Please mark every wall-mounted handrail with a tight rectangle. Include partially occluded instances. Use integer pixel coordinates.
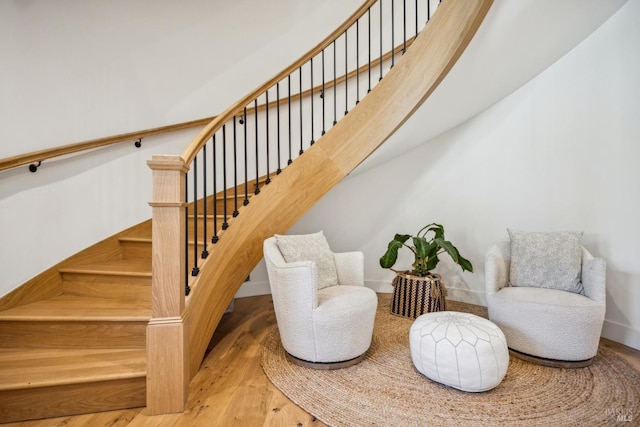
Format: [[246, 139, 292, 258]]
[[0, 117, 214, 173]]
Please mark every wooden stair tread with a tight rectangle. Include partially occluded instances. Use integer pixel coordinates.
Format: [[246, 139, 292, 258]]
[[119, 236, 152, 243], [0, 348, 145, 391], [216, 192, 256, 199], [0, 295, 151, 321], [60, 259, 151, 276], [122, 228, 152, 239]]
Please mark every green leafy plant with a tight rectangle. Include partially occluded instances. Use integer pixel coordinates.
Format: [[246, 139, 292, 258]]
[[379, 223, 473, 277]]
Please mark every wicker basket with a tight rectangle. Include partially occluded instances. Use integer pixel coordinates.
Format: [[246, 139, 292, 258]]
[[390, 271, 447, 319]]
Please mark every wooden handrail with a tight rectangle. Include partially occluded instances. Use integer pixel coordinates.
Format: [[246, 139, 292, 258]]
[[0, 117, 215, 173], [181, 0, 379, 166]]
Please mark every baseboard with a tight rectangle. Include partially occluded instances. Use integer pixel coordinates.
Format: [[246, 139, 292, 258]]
[[602, 319, 640, 351], [365, 280, 394, 294], [445, 287, 487, 307]]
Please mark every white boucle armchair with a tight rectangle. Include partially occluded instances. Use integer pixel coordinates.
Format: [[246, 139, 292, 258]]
[[263, 236, 377, 369], [485, 241, 606, 367]]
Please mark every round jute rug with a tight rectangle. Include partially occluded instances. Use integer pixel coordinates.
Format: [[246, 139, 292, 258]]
[[262, 295, 640, 427]]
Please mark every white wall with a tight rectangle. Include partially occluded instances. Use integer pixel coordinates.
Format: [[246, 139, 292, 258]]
[[0, 0, 361, 296], [249, 0, 640, 349]]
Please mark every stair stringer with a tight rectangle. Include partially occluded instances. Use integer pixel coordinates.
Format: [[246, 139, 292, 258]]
[[184, 0, 494, 376]]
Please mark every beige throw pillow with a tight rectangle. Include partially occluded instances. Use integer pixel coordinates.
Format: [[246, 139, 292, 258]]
[[508, 229, 584, 294], [275, 231, 339, 290]]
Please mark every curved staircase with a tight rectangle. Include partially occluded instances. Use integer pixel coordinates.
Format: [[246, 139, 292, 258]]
[[0, 0, 493, 422], [0, 190, 248, 422]]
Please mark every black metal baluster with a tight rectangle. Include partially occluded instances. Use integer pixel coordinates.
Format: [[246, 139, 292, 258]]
[[288, 75, 293, 165], [333, 40, 337, 125], [356, 19, 360, 104], [212, 134, 218, 243], [427, 0, 430, 24], [243, 107, 249, 205], [201, 144, 209, 259], [391, 0, 395, 68], [184, 177, 190, 295], [344, 30, 349, 115], [265, 90, 271, 184], [321, 49, 326, 135], [254, 99, 260, 194], [233, 116, 239, 217], [380, 0, 383, 81], [310, 58, 314, 145], [299, 66, 303, 155], [222, 125, 229, 229], [415, 0, 419, 36], [276, 83, 282, 173], [403, 0, 407, 54], [368, 7, 372, 93], [191, 156, 200, 276]]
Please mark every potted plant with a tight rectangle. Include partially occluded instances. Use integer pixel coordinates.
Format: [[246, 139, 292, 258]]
[[380, 222, 473, 276], [379, 223, 473, 317]]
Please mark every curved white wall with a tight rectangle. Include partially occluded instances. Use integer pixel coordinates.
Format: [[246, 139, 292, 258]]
[[272, 0, 640, 349]]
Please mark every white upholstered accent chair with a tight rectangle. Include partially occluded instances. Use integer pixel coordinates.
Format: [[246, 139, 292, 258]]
[[485, 240, 606, 367], [263, 234, 378, 369]]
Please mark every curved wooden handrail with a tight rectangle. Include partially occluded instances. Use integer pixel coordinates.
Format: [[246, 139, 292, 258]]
[[0, 117, 215, 173], [184, 0, 493, 376], [181, 0, 378, 166]]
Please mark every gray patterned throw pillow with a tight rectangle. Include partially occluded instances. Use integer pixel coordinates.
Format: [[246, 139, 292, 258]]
[[275, 231, 339, 290], [508, 229, 584, 294]]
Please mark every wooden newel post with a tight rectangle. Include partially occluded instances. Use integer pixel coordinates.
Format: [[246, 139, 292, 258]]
[[146, 155, 190, 414]]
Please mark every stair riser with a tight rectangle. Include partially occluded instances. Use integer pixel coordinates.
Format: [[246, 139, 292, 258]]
[[0, 321, 147, 349], [187, 191, 257, 215], [119, 239, 215, 265], [212, 198, 253, 215], [61, 273, 151, 301], [190, 200, 242, 215], [187, 217, 218, 236], [0, 376, 145, 423], [120, 240, 152, 260]]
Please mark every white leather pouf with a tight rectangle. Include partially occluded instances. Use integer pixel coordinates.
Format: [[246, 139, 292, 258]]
[[410, 311, 509, 392]]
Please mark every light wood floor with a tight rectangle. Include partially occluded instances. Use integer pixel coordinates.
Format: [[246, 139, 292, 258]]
[[4, 294, 639, 427]]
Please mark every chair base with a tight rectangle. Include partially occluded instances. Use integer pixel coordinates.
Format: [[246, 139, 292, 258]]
[[509, 348, 594, 368], [285, 351, 367, 370]]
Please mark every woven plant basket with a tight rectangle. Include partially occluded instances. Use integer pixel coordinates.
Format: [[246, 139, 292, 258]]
[[390, 271, 447, 319]]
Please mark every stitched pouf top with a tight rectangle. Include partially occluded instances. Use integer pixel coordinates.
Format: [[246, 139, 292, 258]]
[[409, 311, 509, 392]]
